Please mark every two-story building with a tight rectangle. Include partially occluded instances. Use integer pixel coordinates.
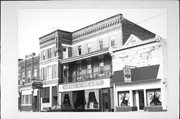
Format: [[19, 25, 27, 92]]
[[18, 53, 40, 111], [57, 14, 156, 112], [111, 35, 167, 112]]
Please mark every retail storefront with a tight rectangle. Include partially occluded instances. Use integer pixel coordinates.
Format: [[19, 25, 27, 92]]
[[111, 37, 167, 112], [58, 78, 113, 111]]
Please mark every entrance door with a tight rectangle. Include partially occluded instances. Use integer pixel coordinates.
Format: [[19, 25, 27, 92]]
[[33, 96, 38, 111], [133, 90, 144, 111], [102, 89, 110, 112], [74, 91, 85, 111]]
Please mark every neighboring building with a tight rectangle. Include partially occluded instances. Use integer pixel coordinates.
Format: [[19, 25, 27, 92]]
[[57, 14, 157, 112], [111, 35, 167, 112], [39, 30, 71, 111], [18, 53, 40, 111]]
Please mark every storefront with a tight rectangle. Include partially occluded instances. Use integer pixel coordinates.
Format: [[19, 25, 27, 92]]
[[111, 37, 167, 112], [58, 78, 113, 112]]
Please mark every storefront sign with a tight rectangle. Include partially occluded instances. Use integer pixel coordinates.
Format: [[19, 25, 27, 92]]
[[59, 79, 110, 92], [32, 81, 43, 89], [123, 66, 132, 83]]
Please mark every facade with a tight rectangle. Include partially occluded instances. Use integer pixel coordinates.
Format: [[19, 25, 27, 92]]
[[39, 30, 71, 111], [57, 14, 157, 112], [18, 13, 167, 112], [111, 35, 167, 112], [18, 53, 40, 111]]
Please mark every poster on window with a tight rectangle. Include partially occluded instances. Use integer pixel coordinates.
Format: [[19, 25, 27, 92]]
[[147, 89, 161, 106], [118, 91, 130, 106]]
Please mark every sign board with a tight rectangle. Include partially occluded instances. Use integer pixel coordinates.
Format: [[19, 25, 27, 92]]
[[59, 79, 111, 92], [32, 81, 43, 89], [123, 66, 132, 83]]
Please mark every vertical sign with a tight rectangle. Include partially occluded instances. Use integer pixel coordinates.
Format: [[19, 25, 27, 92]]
[[123, 66, 132, 83]]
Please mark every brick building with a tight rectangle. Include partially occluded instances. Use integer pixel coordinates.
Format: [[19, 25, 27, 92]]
[[18, 53, 40, 111]]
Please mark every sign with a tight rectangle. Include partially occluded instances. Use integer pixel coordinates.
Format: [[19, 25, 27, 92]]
[[32, 81, 43, 89], [123, 66, 132, 83], [59, 79, 111, 92]]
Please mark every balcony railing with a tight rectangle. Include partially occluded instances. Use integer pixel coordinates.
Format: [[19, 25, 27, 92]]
[[63, 70, 112, 83]]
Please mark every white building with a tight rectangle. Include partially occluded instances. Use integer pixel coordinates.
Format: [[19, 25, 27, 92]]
[[110, 35, 167, 112]]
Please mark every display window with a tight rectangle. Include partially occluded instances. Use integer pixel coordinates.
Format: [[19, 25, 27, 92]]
[[118, 91, 130, 106], [146, 89, 161, 106], [85, 89, 99, 109]]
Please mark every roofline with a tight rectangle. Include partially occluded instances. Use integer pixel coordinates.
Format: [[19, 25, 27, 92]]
[[72, 13, 123, 34], [39, 29, 72, 40]]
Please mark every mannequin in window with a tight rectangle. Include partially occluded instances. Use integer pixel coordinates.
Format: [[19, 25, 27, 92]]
[[87, 92, 98, 108], [121, 93, 128, 106], [62, 94, 71, 109], [150, 91, 161, 106]]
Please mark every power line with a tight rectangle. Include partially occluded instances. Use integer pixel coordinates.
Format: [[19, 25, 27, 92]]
[[136, 12, 167, 24]]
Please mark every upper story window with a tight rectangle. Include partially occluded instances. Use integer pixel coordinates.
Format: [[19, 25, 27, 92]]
[[27, 71, 31, 83], [78, 46, 82, 55], [41, 68, 45, 80], [99, 59, 104, 74], [34, 69, 37, 79], [47, 48, 51, 59], [47, 66, 52, 80], [42, 51, 46, 60], [99, 40, 103, 50], [87, 44, 91, 53], [52, 64, 57, 79], [111, 39, 115, 47]]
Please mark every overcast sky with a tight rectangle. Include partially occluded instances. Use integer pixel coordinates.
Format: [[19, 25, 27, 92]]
[[18, 9, 167, 59]]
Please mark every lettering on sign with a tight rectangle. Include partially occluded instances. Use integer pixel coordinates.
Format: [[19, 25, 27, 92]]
[[62, 80, 104, 89]]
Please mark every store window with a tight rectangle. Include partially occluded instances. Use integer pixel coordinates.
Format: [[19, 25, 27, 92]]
[[146, 89, 161, 106], [62, 94, 72, 109], [21, 95, 31, 105], [41, 87, 50, 103], [42, 97, 50, 103], [85, 90, 99, 109], [118, 91, 130, 106]]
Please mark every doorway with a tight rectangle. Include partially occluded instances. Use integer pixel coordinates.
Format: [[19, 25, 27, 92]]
[[133, 90, 144, 111], [102, 89, 110, 112], [74, 91, 85, 110]]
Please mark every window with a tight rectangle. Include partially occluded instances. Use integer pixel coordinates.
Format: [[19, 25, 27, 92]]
[[47, 66, 52, 80], [78, 46, 81, 55], [118, 91, 130, 106], [146, 89, 161, 106], [99, 40, 103, 50], [85, 90, 99, 109], [34, 69, 37, 79], [42, 97, 50, 103], [52, 64, 57, 79], [87, 44, 91, 53], [63, 47, 66, 52], [111, 39, 115, 47], [47, 48, 51, 58], [21, 95, 32, 105], [27, 71, 31, 83], [99, 59, 104, 74]]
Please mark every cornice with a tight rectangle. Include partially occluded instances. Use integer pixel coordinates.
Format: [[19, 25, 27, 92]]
[[72, 14, 123, 43]]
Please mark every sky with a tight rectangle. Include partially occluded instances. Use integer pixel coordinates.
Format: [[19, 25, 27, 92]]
[[18, 9, 167, 59]]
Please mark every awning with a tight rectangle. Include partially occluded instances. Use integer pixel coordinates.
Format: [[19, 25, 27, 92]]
[[111, 64, 160, 84]]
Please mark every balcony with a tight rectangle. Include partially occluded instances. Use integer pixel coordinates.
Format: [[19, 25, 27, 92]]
[[63, 70, 112, 83]]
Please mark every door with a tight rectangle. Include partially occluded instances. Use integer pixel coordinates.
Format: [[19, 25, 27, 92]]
[[102, 89, 110, 112], [138, 90, 144, 110]]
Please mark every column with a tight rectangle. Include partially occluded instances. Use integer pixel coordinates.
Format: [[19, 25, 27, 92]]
[[161, 83, 167, 110], [129, 90, 133, 107], [143, 89, 147, 107], [50, 86, 52, 107], [58, 93, 62, 107], [135, 91, 139, 111], [113, 84, 117, 112]]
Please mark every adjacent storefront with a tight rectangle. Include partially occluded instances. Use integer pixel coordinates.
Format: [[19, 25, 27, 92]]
[[111, 37, 167, 112]]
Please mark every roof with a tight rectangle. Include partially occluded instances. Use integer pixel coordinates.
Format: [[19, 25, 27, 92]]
[[111, 64, 160, 84], [122, 19, 156, 45]]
